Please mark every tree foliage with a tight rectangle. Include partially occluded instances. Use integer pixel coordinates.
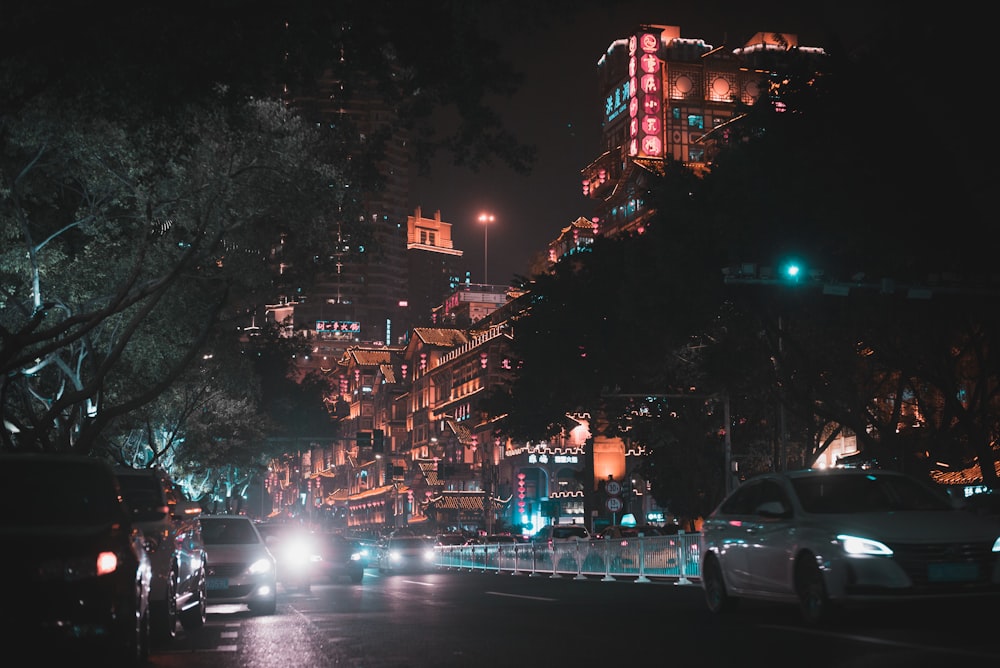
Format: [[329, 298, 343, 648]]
[[1, 1, 541, 472]]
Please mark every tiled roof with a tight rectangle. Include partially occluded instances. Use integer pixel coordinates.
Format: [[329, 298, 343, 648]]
[[930, 458, 1000, 486], [418, 460, 441, 486], [342, 346, 398, 367], [448, 421, 475, 445], [377, 362, 397, 383], [425, 491, 510, 511], [413, 327, 468, 347]]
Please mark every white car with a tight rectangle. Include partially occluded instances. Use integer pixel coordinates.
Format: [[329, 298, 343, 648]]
[[700, 468, 1000, 624], [199, 515, 277, 615], [377, 534, 436, 573]]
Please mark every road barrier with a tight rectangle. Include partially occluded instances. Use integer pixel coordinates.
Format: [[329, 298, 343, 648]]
[[434, 533, 702, 584]]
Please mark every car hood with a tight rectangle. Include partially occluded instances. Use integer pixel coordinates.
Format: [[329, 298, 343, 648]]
[[807, 509, 1000, 543], [205, 542, 273, 562]]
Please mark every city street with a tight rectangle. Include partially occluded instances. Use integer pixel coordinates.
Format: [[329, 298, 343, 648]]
[[148, 568, 1000, 667]]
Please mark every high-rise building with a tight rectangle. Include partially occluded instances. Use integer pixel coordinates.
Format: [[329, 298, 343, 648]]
[[284, 71, 412, 347], [582, 25, 826, 237]]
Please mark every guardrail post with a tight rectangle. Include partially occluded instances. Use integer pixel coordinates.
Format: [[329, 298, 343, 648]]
[[675, 534, 692, 585], [635, 537, 650, 583]]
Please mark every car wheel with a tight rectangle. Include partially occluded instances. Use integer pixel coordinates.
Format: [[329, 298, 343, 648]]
[[702, 555, 736, 614], [249, 596, 277, 616], [795, 554, 834, 625], [152, 569, 179, 641], [350, 570, 364, 584], [180, 568, 207, 632]]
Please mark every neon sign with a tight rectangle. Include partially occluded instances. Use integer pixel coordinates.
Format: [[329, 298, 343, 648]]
[[628, 32, 663, 158]]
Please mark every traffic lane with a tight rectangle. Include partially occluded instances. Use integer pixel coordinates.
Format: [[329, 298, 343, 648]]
[[149, 572, 1000, 667], [298, 571, 1000, 666]]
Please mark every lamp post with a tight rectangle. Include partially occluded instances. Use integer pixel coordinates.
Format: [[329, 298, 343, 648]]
[[478, 212, 494, 284]]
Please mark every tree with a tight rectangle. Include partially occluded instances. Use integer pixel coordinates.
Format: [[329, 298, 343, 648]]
[[2, 1, 543, 459]]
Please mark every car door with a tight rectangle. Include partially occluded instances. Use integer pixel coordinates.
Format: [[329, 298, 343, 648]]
[[705, 481, 763, 592], [743, 479, 797, 595]]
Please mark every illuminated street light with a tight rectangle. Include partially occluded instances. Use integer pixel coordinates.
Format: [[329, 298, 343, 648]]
[[478, 212, 494, 284]]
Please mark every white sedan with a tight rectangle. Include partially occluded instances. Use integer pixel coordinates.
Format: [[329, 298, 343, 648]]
[[700, 468, 1000, 624]]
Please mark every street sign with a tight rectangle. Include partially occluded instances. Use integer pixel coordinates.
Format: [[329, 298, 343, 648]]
[[606, 480, 621, 496], [606, 497, 623, 512]]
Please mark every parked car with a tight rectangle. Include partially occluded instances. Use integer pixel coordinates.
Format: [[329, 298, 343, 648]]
[[701, 468, 1000, 625], [532, 524, 591, 548], [377, 534, 436, 573], [114, 466, 207, 640], [0, 454, 152, 666], [596, 525, 668, 539], [199, 515, 277, 615]]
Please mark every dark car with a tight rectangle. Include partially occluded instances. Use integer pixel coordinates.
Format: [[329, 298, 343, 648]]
[[0, 454, 152, 666], [314, 532, 366, 583]]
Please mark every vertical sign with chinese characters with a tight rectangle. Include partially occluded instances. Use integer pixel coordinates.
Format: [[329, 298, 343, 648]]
[[628, 32, 663, 158]]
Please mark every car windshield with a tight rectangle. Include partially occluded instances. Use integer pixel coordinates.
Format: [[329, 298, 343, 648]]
[[201, 518, 260, 545], [792, 473, 953, 513]]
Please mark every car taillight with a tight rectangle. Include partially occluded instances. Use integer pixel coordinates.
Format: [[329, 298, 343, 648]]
[[96, 551, 119, 576]]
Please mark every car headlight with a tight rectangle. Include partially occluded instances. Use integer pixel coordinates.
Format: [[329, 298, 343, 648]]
[[350, 552, 362, 562], [423, 549, 436, 562], [248, 557, 275, 575], [836, 534, 893, 556]]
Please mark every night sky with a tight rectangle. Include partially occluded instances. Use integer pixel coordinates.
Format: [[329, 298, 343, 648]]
[[409, 1, 889, 286]]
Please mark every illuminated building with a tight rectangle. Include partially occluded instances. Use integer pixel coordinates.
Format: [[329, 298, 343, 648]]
[[582, 25, 827, 237]]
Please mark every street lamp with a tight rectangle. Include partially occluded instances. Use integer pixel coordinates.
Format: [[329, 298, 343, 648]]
[[478, 212, 494, 284]]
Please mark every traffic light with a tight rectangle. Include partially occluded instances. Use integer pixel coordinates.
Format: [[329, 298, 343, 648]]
[[781, 259, 802, 281], [372, 429, 384, 453], [356, 431, 371, 448]]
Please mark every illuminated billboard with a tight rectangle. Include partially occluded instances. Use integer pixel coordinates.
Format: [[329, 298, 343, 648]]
[[627, 31, 663, 159], [316, 320, 360, 334]]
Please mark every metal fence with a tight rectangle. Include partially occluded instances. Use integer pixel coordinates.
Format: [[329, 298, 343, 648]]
[[433, 533, 702, 584]]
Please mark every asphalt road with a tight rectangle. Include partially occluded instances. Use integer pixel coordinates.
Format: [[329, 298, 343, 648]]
[[147, 568, 1000, 668]]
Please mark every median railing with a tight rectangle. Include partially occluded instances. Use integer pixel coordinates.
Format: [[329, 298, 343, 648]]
[[433, 534, 702, 584]]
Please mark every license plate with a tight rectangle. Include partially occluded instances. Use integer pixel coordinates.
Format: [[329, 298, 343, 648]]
[[207, 577, 229, 590], [928, 562, 979, 582]]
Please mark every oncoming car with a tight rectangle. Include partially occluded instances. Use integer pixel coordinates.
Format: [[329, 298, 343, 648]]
[[700, 468, 1000, 624], [199, 515, 277, 615], [378, 534, 436, 573]]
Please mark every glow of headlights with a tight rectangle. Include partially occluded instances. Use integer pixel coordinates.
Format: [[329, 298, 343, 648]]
[[837, 534, 893, 556], [350, 552, 362, 562], [248, 557, 274, 574]]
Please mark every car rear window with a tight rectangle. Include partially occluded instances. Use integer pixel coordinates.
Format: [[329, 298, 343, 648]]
[[553, 527, 587, 539]]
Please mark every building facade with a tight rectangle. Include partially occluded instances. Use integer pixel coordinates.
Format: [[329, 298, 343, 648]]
[[582, 25, 826, 237]]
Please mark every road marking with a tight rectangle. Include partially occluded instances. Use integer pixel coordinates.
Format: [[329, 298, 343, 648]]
[[485, 591, 556, 602]]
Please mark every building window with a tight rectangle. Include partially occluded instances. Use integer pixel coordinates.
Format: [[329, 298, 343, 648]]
[[687, 114, 704, 129]]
